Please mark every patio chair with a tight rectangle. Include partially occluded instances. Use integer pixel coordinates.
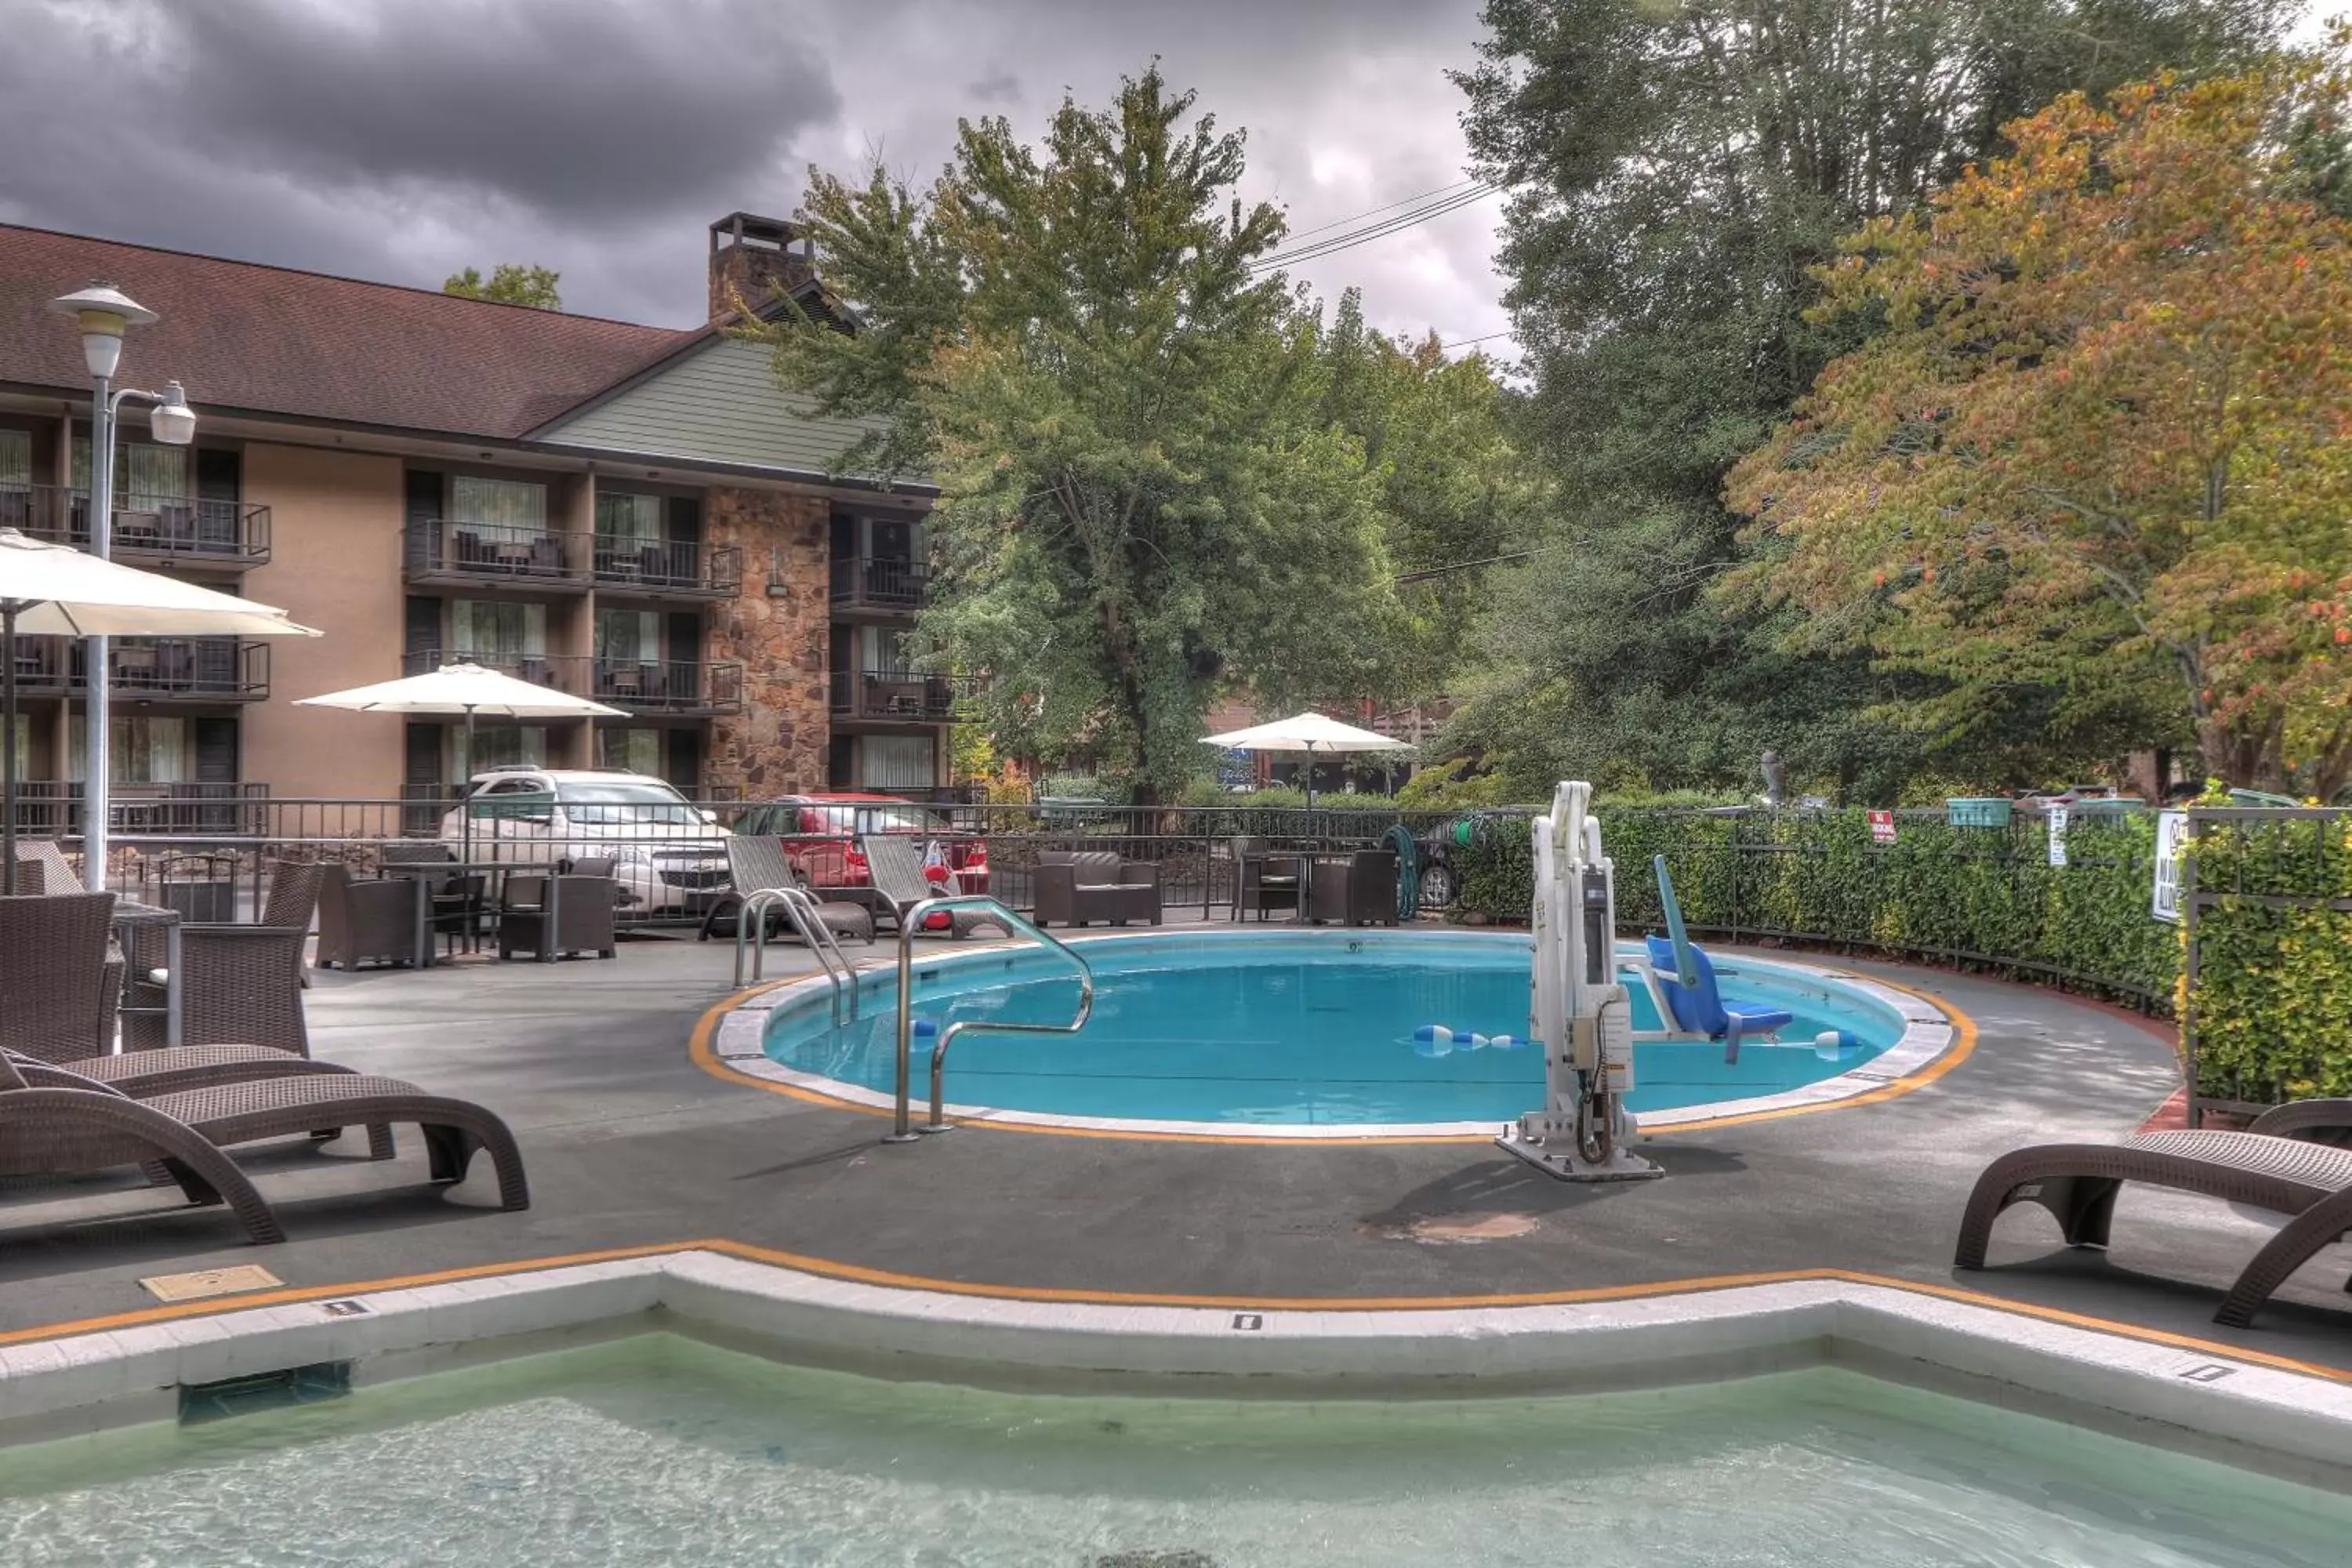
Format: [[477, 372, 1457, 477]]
[[698, 837, 874, 944], [497, 874, 616, 961], [122, 859, 327, 1054], [0, 1053, 530, 1244], [1, 892, 361, 1102], [1232, 836, 1303, 922], [1034, 850, 1162, 928], [315, 862, 425, 971], [1308, 848, 1399, 928], [1954, 1101, 2352, 1327], [858, 834, 1007, 938]]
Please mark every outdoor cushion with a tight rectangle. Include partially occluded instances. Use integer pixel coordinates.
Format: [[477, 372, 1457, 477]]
[[1070, 851, 1127, 884]]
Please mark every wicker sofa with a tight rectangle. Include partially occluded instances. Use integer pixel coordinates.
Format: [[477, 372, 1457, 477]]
[[1034, 850, 1161, 928]]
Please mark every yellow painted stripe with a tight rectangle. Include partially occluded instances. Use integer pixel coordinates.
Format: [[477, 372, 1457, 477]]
[[689, 960, 1976, 1143], [7, 1241, 2346, 1387]]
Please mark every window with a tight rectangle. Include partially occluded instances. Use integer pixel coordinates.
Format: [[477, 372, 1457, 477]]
[[858, 735, 936, 790], [598, 727, 662, 775], [593, 608, 662, 663], [452, 724, 545, 776], [451, 601, 546, 663], [73, 436, 189, 504], [4, 713, 27, 774], [67, 716, 188, 784], [0, 429, 29, 487], [451, 475, 547, 534], [862, 624, 913, 677], [595, 491, 662, 549]]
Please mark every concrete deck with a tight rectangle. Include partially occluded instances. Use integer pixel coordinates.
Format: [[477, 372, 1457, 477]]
[[2, 927, 2347, 1378]]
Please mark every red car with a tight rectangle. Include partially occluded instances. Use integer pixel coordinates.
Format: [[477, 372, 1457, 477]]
[[731, 793, 989, 895]]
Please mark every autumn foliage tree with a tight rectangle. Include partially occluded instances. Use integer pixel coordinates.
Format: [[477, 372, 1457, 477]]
[[1728, 61, 2352, 797]]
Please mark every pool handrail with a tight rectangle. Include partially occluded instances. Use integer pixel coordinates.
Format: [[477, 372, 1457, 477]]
[[734, 885, 861, 1028], [889, 894, 1094, 1142]]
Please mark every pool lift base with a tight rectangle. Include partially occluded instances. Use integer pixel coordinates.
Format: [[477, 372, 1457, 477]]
[[1501, 781, 1664, 1185]]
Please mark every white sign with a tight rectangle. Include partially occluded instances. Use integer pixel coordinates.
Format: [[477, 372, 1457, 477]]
[[1868, 809, 1896, 846], [2152, 809, 2190, 922], [2047, 804, 2069, 868]]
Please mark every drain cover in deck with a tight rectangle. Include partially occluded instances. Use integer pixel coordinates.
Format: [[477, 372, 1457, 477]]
[[139, 1264, 284, 1303]]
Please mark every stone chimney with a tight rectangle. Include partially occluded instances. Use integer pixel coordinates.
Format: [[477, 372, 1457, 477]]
[[708, 212, 814, 322]]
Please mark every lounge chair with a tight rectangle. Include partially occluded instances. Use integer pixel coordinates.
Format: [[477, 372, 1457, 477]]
[[1954, 1102, 2352, 1327], [1034, 849, 1162, 928], [0, 1054, 530, 1244], [858, 834, 1006, 938], [699, 837, 874, 944]]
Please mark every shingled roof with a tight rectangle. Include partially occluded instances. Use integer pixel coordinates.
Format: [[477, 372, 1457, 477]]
[[0, 224, 702, 440]]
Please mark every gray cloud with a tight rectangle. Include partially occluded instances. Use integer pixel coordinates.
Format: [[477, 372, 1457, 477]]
[[0, 0, 1512, 354]]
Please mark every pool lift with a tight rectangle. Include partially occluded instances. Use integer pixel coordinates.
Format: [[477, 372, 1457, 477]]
[[1497, 782, 1664, 1182]]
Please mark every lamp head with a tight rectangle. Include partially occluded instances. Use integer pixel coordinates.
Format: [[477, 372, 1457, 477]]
[[148, 382, 196, 445], [47, 282, 159, 381]]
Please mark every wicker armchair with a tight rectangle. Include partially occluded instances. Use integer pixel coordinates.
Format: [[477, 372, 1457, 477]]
[[1232, 837, 1303, 921], [315, 863, 423, 971], [1308, 849, 1400, 928], [121, 860, 328, 1054], [497, 874, 617, 961]]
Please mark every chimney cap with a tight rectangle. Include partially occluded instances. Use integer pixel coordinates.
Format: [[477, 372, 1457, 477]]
[[710, 212, 802, 252]]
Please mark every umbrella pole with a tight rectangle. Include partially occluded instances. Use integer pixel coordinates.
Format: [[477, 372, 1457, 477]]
[[2, 602, 16, 896], [461, 705, 476, 867]]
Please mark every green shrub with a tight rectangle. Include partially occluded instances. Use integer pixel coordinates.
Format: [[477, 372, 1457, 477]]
[[2187, 815, 2352, 1102]]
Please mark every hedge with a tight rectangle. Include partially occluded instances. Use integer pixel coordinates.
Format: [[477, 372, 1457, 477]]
[[2186, 814, 2352, 1105]]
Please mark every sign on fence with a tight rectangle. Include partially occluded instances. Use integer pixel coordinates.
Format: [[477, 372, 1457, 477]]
[[2047, 804, 2069, 868], [2152, 809, 2189, 922], [1867, 809, 1896, 846]]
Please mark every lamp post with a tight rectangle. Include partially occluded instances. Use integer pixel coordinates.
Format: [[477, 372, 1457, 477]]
[[46, 284, 196, 891]]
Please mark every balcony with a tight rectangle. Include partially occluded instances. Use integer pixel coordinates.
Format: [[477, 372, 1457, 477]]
[[9, 637, 268, 701], [582, 656, 742, 715], [401, 648, 566, 689], [0, 484, 270, 568], [593, 536, 742, 599], [5, 781, 269, 837], [828, 667, 982, 722], [402, 519, 588, 591], [828, 554, 929, 614]]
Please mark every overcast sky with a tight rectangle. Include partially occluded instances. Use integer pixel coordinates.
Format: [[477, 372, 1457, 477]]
[[0, 0, 1510, 357]]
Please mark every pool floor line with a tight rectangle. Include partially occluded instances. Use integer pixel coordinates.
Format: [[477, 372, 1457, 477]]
[[6, 1236, 2348, 1392], [690, 944, 1976, 1142]]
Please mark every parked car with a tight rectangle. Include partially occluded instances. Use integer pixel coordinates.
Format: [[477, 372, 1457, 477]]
[[441, 767, 732, 916], [731, 792, 990, 896]]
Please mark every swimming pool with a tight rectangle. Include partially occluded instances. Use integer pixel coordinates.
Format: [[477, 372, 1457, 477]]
[[3, 1335, 2342, 1566], [755, 931, 1945, 1132]]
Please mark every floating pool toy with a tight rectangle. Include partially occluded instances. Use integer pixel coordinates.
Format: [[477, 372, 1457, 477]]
[[913, 1018, 939, 1039], [1813, 1029, 1862, 1060]]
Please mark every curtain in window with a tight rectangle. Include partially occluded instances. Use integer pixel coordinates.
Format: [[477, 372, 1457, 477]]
[[593, 609, 661, 662], [0, 429, 29, 486], [454, 724, 546, 775], [451, 601, 546, 660], [859, 734, 935, 789], [67, 717, 187, 783], [598, 728, 662, 775], [595, 491, 661, 547], [452, 476, 547, 535], [862, 625, 912, 677], [71, 437, 189, 503], [4, 713, 26, 775]]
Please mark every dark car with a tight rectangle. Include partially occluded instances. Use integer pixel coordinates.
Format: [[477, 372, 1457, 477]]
[[732, 793, 990, 895]]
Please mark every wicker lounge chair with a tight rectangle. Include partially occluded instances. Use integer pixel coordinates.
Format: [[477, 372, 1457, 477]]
[[0, 1054, 530, 1244], [1955, 1102, 2352, 1327], [1034, 849, 1161, 927], [698, 837, 875, 944]]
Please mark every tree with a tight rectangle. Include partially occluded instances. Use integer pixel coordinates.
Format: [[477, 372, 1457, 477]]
[[443, 263, 563, 310], [1727, 63, 2352, 797], [1446, 0, 2289, 799], [759, 69, 1406, 799]]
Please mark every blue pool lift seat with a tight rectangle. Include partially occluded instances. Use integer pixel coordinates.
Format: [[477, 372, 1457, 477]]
[[1646, 854, 1792, 1065]]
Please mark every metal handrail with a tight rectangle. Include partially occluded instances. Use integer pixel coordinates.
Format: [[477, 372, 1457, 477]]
[[887, 894, 1094, 1142], [732, 886, 861, 1028]]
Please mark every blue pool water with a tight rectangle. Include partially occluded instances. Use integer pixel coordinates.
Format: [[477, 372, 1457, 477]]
[[765, 932, 1904, 1127]]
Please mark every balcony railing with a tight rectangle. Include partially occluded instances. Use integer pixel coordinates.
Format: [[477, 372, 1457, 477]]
[[0, 484, 270, 567], [593, 536, 741, 598], [828, 667, 982, 722], [402, 519, 587, 586], [582, 655, 742, 713], [5, 781, 270, 837], [827, 554, 929, 613], [401, 648, 567, 688], [8, 637, 268, 700]]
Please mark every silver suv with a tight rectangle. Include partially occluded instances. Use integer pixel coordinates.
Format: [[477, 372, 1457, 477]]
[[439, 768, 731, 916]]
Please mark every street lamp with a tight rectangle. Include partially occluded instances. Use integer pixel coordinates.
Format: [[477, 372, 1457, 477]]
[[47, 283, 197, 890]]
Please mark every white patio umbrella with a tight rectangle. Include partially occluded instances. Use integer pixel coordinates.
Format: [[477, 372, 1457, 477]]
[[1, 528, 321, 894], [294, 662, 626, 863], [1200, 710, 1414, 808]]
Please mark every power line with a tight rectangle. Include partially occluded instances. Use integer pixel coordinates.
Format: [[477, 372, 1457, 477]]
[[1272, 177, 1481, 247], [1436, 328, 1515, 351], [1394, 544, 1559, 584], [1249, 183, 1497, 273]]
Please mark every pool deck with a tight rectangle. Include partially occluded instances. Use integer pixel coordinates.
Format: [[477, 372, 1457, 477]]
[[3, 924, 2349, 1383]]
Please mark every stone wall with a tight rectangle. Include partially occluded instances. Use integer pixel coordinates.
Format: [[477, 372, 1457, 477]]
[[703, 487, 830, 797]]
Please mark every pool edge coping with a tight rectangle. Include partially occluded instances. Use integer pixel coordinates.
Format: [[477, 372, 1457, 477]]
[[4, 1246, 2350, 1483], [697, 932, 1970, 1141]]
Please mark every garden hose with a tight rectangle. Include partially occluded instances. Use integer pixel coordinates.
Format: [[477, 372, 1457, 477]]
[[1384, 822, 1420, 921]]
